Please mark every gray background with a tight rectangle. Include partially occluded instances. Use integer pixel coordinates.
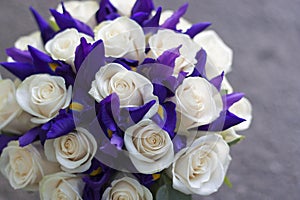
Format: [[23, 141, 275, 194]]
[[0, 0, 299, 199]]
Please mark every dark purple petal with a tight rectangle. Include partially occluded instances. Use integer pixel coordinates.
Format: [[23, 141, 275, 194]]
[[50, 8, 94, 37], [19, 126, 47, 147], [55, 62, 75, 86], [74, 37, 90, 71], [30, 7, 56, 44], [185, 22, 211, 38], [72, 40, 106, 125], [28, 46, 56, 75], [210, 71, 224, 91], [161, 102, 177, 138], [153, 83, 174, 104], [96, 0, 119, 23], [131, 12, 149, 25], [198, 111, 246, 131], [6, 48, 32, 63], [0, 135, 18, 154], [190, 48, 207, 77], [96, 93, 120, 132], [157, 45, 181, 68], [142, 58, 156, 64], [0, 62, 35, 80], [127, 100, 156, 123], [143, 7, 162, 27], [161, 3, 188, 30], [131, 0, 154, 17], [75, 38, 104, 72], [223, 93, 244, 110], [83, 167, 114, 200], [74, 40, 105, 91], [111, 58, 138, 70], [46, 111, 75, 140]]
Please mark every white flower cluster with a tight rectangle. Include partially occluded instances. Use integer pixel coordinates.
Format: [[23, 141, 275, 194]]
[[0, 0, 253, 199]]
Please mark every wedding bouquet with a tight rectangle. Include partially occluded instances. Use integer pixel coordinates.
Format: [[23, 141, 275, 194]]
[[0, 0, 252, 199]]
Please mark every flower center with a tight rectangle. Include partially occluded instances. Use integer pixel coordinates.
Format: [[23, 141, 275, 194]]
[[53, 188, 68, 200], [57, 38, 72, 50], [10, 150, 32, 177]]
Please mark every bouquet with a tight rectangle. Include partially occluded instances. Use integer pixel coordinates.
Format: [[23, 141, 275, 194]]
[[0, 0, 252, 199]]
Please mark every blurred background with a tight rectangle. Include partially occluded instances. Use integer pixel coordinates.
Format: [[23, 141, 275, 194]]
[[0, 0, 299, 199]]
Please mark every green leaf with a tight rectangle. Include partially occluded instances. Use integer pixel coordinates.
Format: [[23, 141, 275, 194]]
[[228, 135, 245, 146], [156, 185, 192, 200], [224, 176, 233, 188], [48, 19, 60, 32]]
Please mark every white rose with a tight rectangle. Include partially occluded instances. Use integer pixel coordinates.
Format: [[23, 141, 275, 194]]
[[172, 134, 231, 195], [39, 172, 84, 200], [229, 97, 252, 131], [175, 77, 223, 130], [16, 74, 72, 124], [194, 30, 233, 74], [14, 31, 44, 51], [55, 1, 99, 27], [0, 79, 35, 134], [148, 29, 201, 76], [110, 0, 137, 16], [45, 28, 93, 70], [44, 127, 97, 173], [89, 63, 158, 118], [157, 10, 192, 32], [0, 79, 22, 131], [124, 119, 174, 174], [94, 17, 146, 61], [0, 141, 60, 191], [102, 177, 153, 200]]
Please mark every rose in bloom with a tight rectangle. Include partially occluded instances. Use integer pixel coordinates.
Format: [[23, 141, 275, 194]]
[[55, 1, 99, 27], [194, 30, 233, 75], [229, 97, 252, 131], [110, 0, 137, 16], [16, 74, 72, 124], [148, 29, 201, 76], [14, 31, 44, 51], [39, 172, 84, 200], [44, 127, 97, 173], [0, 78, 35, 134], [124, 119, 174, 174], [174, 77, 223, 130], [89, 63, 158, 118], [102, 177, 152, 200], [0, 141, 59, 191], [94, 17, 146, 61], [172, 134, 231, 195], [45, 28, 93, 70], [0, 79, 22, 132]]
